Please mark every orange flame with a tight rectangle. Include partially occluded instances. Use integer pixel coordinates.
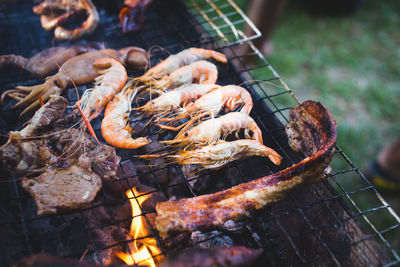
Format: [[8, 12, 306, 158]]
[[117, 188, 161, 267]]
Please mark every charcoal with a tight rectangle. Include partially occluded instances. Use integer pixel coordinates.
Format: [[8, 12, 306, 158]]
[[112, 200, 134, 230], [167, 175, 191, 198], [159, 246, 263, 267], [14, 253, 137, 267], [120, 160, 137, 177], [102, 179, 131, 200], [90, 227, 130, 266], [191, 231, 233, 249], [222, 220, 245, 232], [179, 165, 213, 195], [141, 191, 167, 212], [134, 138, 176, 187], [84, 205, 113, 229]]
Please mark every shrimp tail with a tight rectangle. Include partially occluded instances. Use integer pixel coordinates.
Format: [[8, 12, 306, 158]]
[[264, 147, 282, 165], [210, 50, 228, 63]]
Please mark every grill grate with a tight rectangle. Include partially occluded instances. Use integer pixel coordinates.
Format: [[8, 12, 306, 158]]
[[0, 0, 399, 266]]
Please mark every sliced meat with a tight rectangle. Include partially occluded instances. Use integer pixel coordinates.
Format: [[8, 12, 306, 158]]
[[155, 100, 337, 237], [21, 165, 102, 215]]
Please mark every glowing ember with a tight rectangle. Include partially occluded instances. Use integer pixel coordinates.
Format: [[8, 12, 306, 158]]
[[117, 188, 161, 267]]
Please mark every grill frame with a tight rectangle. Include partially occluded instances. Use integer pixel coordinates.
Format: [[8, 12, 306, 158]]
[[0, 0, 399, 266]]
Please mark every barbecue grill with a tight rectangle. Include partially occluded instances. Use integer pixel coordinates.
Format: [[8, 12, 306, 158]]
[[1, 0, 399, 266]]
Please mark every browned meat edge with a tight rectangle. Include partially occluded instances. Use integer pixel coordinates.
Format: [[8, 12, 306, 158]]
[[155, 100, 337, 237]]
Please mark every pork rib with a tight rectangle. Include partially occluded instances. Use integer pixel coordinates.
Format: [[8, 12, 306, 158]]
[[155, 100, 337, 237]]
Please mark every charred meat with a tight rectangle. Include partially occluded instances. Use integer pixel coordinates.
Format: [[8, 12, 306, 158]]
[[155, 100, 337, 237]]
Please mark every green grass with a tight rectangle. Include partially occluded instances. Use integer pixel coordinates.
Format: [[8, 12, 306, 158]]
[[268, 0, 400, 169]]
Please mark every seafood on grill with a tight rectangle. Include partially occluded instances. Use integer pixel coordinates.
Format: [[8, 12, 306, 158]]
[[76, 57, 127, 122], [101, 86, 151, 149], [155, 100, 337, 237], [0, 42, 104, 77], [162, 112, 263, 147], [169, 139, 282, 170], [2, 47, 148, 116], [33, 0, 99, 40], [149, 60, 218, 91], [158, 85, 253, 130], [119, 0, 154, 33], [137, 47, 227, 83]]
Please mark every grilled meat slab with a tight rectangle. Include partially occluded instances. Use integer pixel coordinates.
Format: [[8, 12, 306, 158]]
[[160, 246, 263, 267], [21, 165, 102, 215], [155, 100, 337, 237]]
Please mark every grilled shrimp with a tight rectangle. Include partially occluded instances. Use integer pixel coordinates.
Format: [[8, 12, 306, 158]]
[[101, 87, 151, 149], [33, 0, 99, 40], [171, 140, 281, 169], [163, 112, 263, 146], [138, 47, 227, 83], [137, 84, 220, 114], [76, 57, 127, 121], [162, 85, 253, 123], [2, 47, 148, 116], [150, 60, 218, 90]]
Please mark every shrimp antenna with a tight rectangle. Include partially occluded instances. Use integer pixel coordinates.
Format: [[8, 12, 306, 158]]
[[76, 101, 100, 144]]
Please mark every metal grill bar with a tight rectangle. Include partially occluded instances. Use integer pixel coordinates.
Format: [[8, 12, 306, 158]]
[[185, 0, 261, 46]]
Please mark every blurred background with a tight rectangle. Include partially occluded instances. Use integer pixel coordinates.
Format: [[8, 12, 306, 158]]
[[238, 0, 400, 242]]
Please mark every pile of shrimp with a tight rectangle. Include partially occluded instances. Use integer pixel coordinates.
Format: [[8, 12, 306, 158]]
[[109, 47, 284, 170]]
